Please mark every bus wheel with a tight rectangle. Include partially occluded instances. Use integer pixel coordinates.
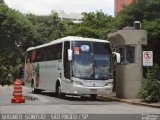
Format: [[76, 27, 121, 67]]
[[90, 94, 97, 100], [56, 83, 65, 98], [31, 80, 37, 94]]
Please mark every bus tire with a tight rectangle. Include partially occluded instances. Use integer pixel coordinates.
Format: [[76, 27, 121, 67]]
[[90, 94, 97, 100], [56, 82, 65, 99], [31, 79, 38, 94]]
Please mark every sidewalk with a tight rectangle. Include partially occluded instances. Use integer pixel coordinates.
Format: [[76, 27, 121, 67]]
[[99, 92, 160, 108]]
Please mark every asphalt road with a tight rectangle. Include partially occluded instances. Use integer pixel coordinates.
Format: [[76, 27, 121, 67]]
[[0, 85, 160, 120]]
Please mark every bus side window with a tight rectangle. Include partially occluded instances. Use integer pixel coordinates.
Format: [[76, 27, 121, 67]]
[[51, 43, 62, 60], [63, 41, 70, 79], [41, 48, 47, 61], [26, 51, 31, 63], [57, 43, 62, 59], [31, 50, 36, 62], [36, 49, 41, 62], [48, 46, 53, 60]]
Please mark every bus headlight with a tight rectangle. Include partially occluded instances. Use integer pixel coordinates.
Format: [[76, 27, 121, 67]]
[[73, 81, 83, 86], [105, 82, 113, 86]]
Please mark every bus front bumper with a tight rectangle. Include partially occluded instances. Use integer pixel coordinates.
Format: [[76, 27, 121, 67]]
[[65, 84, 113, 95]]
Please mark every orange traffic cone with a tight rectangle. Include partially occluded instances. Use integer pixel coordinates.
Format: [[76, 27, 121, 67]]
[[11, 79, 25, 103]]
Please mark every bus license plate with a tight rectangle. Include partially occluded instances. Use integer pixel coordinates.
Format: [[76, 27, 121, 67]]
[[90, 89, 97, 93]]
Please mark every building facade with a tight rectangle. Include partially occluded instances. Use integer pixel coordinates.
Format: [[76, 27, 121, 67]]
[[57, 11, 83, 23], [115, 0, 136, 15]]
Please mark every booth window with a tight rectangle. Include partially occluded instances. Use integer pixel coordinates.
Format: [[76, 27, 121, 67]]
[[116, 46, 135, 64]]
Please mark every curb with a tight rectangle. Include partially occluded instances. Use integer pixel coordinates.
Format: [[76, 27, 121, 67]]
[[98, 95, 160, 108]]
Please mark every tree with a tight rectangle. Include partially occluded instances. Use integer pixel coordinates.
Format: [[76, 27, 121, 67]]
[[0, 4, 70, 80], [67, 11, 114, 40], [0, 4, 38, 80], [26, 13, 67, 43], [0, 0, 4, 4], [140, 65, 160, 102]]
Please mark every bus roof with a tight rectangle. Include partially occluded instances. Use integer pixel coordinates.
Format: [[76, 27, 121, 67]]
[[27, 36, 110, 51]]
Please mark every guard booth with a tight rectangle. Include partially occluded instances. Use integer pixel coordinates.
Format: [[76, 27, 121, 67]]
[[108, 22, 147, 98]]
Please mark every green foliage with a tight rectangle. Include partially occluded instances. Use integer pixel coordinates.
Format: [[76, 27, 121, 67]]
[[0, 0, 4, 4], [0, 4, 68, 80], [140, 65, 160, 102], [0, 4, 37, 80], [0, 5, 37, 49], [26, 13, 67, 43], [67, 11, 114, 39]]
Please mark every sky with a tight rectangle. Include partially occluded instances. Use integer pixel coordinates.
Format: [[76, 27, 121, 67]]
[[4, 0, 114, 16]]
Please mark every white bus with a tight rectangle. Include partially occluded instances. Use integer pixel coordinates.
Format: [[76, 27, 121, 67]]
[[25, 36, 120, 99]]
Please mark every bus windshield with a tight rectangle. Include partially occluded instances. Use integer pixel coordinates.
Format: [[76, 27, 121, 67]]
[[72, 41, 112, 80]]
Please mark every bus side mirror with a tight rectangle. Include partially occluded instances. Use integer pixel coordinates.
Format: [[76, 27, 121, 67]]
[[68, 49, 73, 61], [112, 52, 121, 63]]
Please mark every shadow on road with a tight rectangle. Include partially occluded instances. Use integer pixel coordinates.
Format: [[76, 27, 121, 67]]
[[34, 91, 112, 102]]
